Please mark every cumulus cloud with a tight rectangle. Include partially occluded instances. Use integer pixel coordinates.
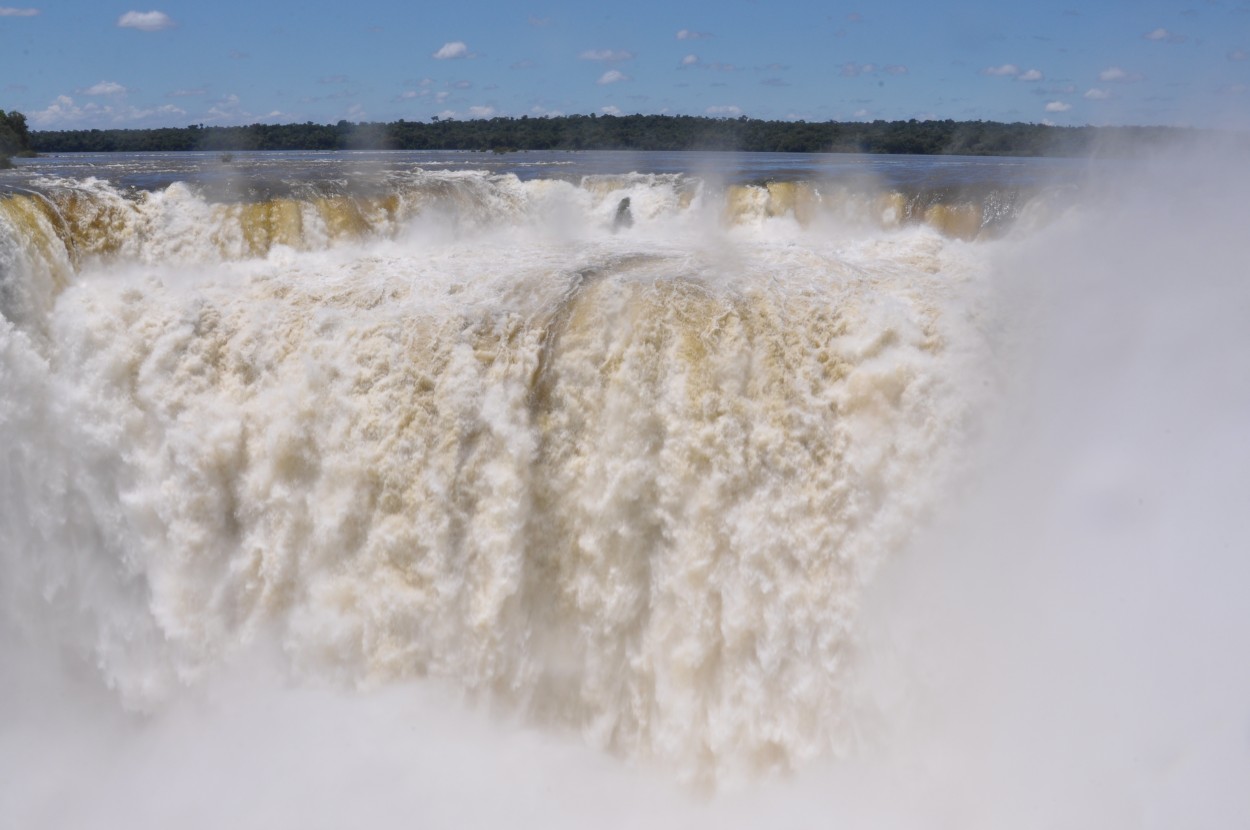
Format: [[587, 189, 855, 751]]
[[0, 7, 39, 16], [166, 88, 206, 98], [31, 93, 185, 128], [1230, 49, 1248, 61], [680, 54, 699, 67], [601, 105, 622, 115], [1044, 100, 1072, 112], [883, 64, 908, 75], [982, 64, 1020, 77], [676, 29, 710, 40], [580, 49, 634, 62], [706, 105, 742, 116], [205, 93, 245, 121], [433, 41, 469, 60], [1084, 88, 1111, 100], [81, 81, 127, 96], [852, 108, 871, 119], [117, 10, 174, 31], [596, 69, 629, 85], [840, 62, 877, 77], [1143, 27, 1187, 43], [430, 106, 495, 120], [1099, 66, 1142, 82], [1018, 68, 1044, 82]]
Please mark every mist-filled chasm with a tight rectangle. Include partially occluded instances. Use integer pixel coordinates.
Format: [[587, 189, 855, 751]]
[[1, 147, 1247, 829]]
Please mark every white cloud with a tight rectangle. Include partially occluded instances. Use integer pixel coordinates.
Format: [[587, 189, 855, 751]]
[[82, 81, 127, 96], [530, 105, 564, 117], [433, 41, 469, 60], [852, 108, 871, 119], [1229, 49, 1248, 62], [425, 104, 496, 120], [0, 7, 39, 16], [1044, 100, 1072, 112], [166, 88, 206, 98], [205, 93, 243, 121], [676, 29, 710, 40], [117, 10, 174, 31], [982, 64, 1019, 77], [601, 105, 622, 115], [580, 49, 634, 62], [884, 64, 908, 76], [31, 93, 185, 128], [1018, 68, 1044, 82], [706, 105, 742, 116], [1041, 118, 1055, 127], [1143, 27, 1186, 43], [1084, 88, 1111, 100], [1098, 66, 1142, 82], [680, 54, 699, 67], [597, 69, 629, 85], [398, 91, 419, 100], [840, 62, 877, 77]]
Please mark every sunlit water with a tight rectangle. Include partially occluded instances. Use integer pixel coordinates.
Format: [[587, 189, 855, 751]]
[[1, 149, 1247, 828]]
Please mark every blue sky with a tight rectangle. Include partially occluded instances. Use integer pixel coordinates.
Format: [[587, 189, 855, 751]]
[[2, 1, 1248, 130]]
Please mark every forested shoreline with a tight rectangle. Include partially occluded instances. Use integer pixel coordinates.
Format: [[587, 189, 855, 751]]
[[0, 110, 34, 168], [24, 114, 1223, 157]]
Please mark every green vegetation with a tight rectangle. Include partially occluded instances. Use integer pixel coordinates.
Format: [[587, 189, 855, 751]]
[[0, 109, 34, 168], [19, 113, 1235, 158]]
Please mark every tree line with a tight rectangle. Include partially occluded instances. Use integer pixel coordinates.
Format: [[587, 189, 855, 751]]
[[9, 112, 1235, 158], [0, 109, 34, 168]]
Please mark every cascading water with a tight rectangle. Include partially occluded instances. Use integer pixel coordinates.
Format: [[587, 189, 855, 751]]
[[1, 149, 1246, 828]]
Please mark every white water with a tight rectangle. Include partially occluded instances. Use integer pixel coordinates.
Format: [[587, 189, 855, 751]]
[[1, 153, 1248, 828]]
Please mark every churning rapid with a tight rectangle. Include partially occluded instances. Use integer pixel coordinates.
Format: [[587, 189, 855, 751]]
[[2, 150, 1248, 828]]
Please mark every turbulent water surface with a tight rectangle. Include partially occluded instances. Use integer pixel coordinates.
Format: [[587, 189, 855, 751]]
[[1, 149, 1247, 828]]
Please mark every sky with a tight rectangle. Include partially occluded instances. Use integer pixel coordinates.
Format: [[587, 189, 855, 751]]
[[2, 0, 1248, 130]]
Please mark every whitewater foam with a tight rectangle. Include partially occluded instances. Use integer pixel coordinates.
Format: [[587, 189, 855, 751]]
[[3, 149, 1246, 827]]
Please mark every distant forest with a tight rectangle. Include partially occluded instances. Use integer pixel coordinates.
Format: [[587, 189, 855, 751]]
[[21, 113, 1235, 157]]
